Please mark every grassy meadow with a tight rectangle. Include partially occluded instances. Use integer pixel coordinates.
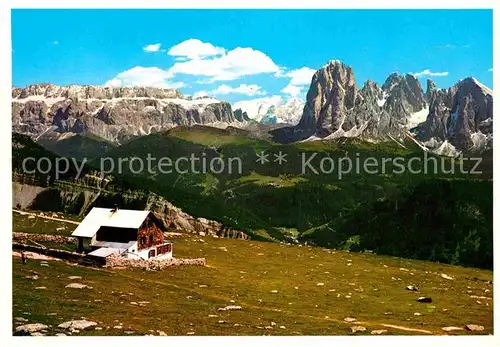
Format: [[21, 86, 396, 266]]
[[12, 212, 493, 336]]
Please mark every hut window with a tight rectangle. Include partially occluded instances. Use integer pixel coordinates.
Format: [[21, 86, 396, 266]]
[[149, 235, 153, 243]]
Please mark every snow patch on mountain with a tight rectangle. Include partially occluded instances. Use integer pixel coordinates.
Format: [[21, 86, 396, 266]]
[[326, 121, 370, 139], [13, 95, 66, 106], [377, 92, 388, 107], [434, 140, 461, 157], [233, 96, 282, 122], [232, 96, 304, 125], [470, 131, 491, 152], [12, 93, 222, 112], [407, 107, 429, 129]]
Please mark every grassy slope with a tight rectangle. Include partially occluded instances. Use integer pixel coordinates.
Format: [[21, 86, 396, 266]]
[[12, 213, 493, 336], [37, 133, 117, 161], [86, 126, 492, 267], [13, 213, 78, 236], [17, 127, 493, 268]]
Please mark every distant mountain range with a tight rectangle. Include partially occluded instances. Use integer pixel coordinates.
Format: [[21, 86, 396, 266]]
[[232, 97, 304, 125], [12, 85, 242, 145], [12, 60, 493, 155], [271, 60, 493, 154]]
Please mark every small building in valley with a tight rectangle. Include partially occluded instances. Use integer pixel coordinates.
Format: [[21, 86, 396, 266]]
[[71, 207, 172, 261]]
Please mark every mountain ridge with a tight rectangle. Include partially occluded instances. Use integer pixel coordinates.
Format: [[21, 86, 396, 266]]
[[12, 84, 245, 145], [12, 61, 493, 155], [270, 61, 493, 154]]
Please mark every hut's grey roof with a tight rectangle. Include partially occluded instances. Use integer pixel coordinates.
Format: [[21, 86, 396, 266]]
[[71, 207, 150, 238]]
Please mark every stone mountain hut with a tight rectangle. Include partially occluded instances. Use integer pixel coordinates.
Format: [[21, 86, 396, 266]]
[[71, 206, 172, 261]]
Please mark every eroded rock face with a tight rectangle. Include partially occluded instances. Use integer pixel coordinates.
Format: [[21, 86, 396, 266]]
[[233, 108, 251, 122], [271, 61, 428, 143], [144, 193, 249, 239], [12, 84, 239, 144], [381, 73, 426, 123], [416, 77, 493, 152], [271, 60, 493, 153]]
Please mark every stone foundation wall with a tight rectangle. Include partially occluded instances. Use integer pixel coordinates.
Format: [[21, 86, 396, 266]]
[[12, 241, 206, 270], [104, 254, 206, 270], [13, 232, 76, 244]]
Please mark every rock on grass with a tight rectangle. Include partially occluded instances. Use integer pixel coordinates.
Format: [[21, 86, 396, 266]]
[[58, 320, 97, 330], [15, 323, 48, 334], [350, 326, 366, 333], [442, 327, 463, 332], [65, 283, 92, 289], [218, 305, 242, 311], [371, 329, 387, 335], [465, 324, 484, 332], [68, 276, 82, 280]]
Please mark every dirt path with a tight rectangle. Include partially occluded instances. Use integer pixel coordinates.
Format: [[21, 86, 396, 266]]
[[13, 209, 80, 225]]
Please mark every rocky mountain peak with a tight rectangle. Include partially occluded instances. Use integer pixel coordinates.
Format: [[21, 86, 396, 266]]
[[381, 72, 404, 92], [457, 77, 493, 96], [416, 76, 493, 152], [360, 80, 384, 103], [272, 60, 492, 152], [424, 79, 437, 101], [299, 60, 359, 138], [233, 108, 251, 122], [382, 73, 426, 117], [426, 79, 437, 93]]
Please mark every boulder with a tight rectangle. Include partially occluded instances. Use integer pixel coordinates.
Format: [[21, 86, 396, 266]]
[[465, 324, 484, 332], [58, 320, 97, 330], [15, 323, 49, 334]]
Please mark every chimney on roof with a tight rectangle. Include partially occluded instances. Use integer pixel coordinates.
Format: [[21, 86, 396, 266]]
[[110, 204, 119, 215]]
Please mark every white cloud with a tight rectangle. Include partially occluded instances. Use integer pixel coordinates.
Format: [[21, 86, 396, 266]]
[[277, 66, 315, 98], [489, 68, 493, 72], [168, 46, 280, 81], [104, 66, 184, 89], [282, 67, 316, 86], [411, 69, 449, 77], [195, 84, 266, 98], [281, 84, 303, 98], [143, 43, 162, 53], [214, 84, 266, 96], [168, 39, 225, 60]]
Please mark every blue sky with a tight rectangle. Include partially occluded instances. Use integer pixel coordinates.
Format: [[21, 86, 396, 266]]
[[12, 9, 493, 103]]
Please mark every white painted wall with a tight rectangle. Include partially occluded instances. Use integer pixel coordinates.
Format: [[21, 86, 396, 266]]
[[125, 242, 172, 260], [81, 235, 173, 260]]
